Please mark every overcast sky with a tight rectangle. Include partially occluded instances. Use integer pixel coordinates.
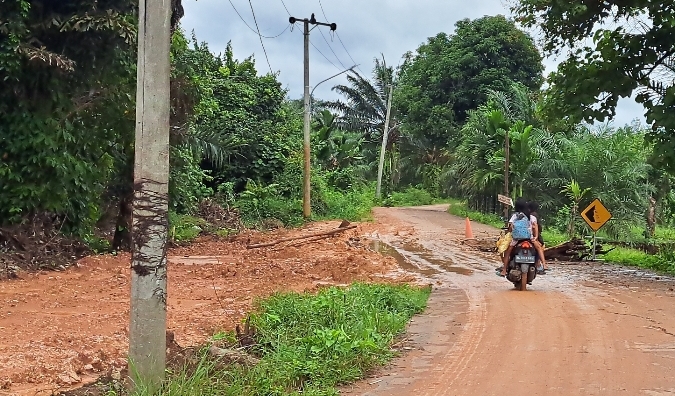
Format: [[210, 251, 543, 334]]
[[180, 0, 645, 126]]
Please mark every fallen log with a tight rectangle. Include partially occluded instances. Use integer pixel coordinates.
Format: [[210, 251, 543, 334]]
[[544, 238, 590, 261], [246, 224, 357, 249]]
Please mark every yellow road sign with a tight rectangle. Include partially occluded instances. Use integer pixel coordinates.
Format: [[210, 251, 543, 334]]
[[580, 198, 612, 232]]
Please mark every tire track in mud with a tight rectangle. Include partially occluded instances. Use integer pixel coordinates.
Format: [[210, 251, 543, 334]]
[[434, 285, 486, 396]]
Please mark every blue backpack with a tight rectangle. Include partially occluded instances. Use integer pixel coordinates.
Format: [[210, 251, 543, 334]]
[[511, 212, 532, 240]]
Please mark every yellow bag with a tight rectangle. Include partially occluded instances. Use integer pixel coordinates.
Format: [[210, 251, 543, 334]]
[[496, 232, 512, 254]]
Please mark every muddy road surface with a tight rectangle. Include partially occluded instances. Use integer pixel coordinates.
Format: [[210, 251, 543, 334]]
[[349, 205, 675, 396]]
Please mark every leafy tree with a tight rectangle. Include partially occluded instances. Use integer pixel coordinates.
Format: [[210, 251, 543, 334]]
[[395, 15, 544, 149], [186, 41, 299, 191], [0, 0, 136, 229], [511, 0, 675, 173]]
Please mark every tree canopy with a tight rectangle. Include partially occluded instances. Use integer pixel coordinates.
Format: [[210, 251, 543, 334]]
[[511, 0, 675, 172], [0, 0, 137, 227], [395, 15, 544, 149]]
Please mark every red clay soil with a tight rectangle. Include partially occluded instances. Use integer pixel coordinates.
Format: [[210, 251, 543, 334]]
[[0, 220, 409, 396]]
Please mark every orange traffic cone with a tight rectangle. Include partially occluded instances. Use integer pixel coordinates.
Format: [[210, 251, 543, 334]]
[[465, 217, 474, 239]]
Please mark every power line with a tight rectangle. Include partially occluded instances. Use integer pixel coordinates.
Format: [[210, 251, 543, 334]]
[[317, 0, 365, 75], [318, 28, 347, 69], [313, 0, 347, 69], [228, 0, 289, 39], [294, 28, 341, 71], [311, 40, 341, 71], [247, 0, 273, 73], [279, 0, 292, 16], [336, 33, 364, 75]]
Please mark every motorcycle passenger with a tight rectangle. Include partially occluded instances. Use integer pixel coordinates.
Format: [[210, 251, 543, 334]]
[[500, 198, 536, 277], [528, 200, 548, 273]]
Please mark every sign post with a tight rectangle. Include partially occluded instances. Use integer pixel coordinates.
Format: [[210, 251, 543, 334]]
[[497, 194, 514, 228], [580, 198, 612, 261], [498, 194, 514, 208]]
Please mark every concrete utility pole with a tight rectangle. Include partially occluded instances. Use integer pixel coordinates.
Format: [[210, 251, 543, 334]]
[[129, 0, 171, 391], [376, 83, 394, 199], [289, 14, 337, 218]]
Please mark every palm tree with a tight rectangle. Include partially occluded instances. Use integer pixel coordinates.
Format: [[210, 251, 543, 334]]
[[446, 84, 563, 211], [323, 55, 398, 149], [313, 109, 365, 171]]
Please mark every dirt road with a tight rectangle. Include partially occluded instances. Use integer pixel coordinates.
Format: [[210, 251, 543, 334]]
[[349, 205, 675, 396]]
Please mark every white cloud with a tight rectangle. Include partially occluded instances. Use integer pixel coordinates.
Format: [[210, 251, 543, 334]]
[[180, 0, 645, 126]]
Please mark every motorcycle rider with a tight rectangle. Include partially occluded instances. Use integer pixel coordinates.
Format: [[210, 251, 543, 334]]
[[528, 200, 548, 273], [500, 197, 537, 277]]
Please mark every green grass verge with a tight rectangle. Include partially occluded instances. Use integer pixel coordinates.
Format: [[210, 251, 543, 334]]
[[540, 229, 569, 246], [603, 246, 675, 275], [130, 283, 431, 396]]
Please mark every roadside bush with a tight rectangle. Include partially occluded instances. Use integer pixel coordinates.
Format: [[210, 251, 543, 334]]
[[383, 186, 434, 207], [169, 146, 213, 214], [234, 150, 376, 228]]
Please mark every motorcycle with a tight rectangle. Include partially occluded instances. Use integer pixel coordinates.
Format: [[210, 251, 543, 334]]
[[505, 239, 538, 291]]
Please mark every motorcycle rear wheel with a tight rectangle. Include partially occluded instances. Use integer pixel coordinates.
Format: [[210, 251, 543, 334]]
[[520, 271, 527, 291]]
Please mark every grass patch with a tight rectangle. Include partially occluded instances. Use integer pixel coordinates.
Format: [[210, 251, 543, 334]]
[[168, 212, 208, 242], [127, 283, 430, 396], [381, 187, 452, 207], [317, 186, 375, 222], [604, 246, 675, 275], [541, 229, 569, 246]]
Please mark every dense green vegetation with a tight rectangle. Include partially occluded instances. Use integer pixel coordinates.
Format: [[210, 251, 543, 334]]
[[126, 283, 430, 396]]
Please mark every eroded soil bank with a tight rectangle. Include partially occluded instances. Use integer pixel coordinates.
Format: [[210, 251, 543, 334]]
[[0, 220, 413, 396]]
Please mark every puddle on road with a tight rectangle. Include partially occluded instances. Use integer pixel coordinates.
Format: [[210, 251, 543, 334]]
[[400, 241, 474, 276], [369, 240, 473, 276], [370, 240, 439, 276]]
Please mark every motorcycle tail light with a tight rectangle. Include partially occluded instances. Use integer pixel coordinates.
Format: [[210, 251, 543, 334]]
[[521, 241, 532, 249]]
